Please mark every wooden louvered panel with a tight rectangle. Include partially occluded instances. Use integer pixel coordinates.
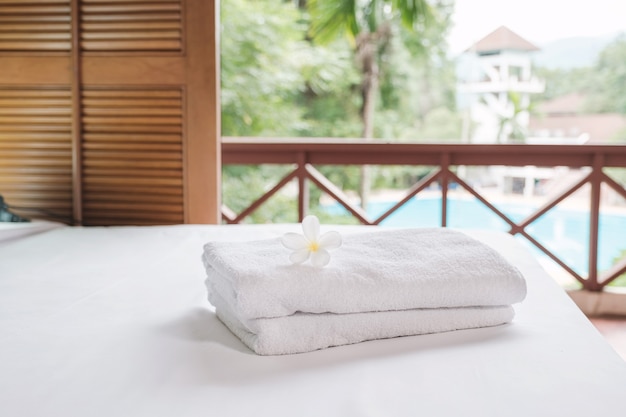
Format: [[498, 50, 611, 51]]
[[0, 1, 71, 52], [81, 88, 184, 225], [0, 87, 73, 220], [1, 0, 219, 225], [80, 0, 183, 52]]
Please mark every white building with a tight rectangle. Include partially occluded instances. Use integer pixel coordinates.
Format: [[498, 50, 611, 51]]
[[457, 26, 545, 143]]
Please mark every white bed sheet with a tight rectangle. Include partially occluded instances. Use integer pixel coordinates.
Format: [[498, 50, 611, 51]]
[[1, 224, 626, 417], [0, 220, 65, 246]]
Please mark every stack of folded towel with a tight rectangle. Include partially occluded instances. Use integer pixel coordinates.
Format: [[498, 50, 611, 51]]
[[202, 227, 527, 355]]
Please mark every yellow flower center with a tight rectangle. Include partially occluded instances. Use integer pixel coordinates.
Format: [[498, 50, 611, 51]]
[[308, 241, 319, 252]]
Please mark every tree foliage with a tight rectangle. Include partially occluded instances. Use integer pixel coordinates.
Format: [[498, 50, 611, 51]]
[[220, 0, 306, 136], [219, 0, 458, 220], [587, 35, 626, 114], [536, 34, 626, 117]]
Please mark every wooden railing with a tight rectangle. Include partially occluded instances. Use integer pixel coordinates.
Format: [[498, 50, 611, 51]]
[[221, 137, 626, 291]]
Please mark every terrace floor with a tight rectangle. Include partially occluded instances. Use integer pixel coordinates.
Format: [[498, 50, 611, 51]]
[[589, 317, 626, 361]]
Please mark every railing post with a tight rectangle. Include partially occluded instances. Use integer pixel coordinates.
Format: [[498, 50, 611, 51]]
[[587, 153, 603, 291], [297, 152, 308, 222], [440, 153, 450, 227]]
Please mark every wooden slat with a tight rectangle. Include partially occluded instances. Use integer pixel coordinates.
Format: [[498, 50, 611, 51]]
[[0, 107, 72, 115], [0, 124, 71, 132], [81, 31, 180, 40], [0, 41, 71, 50], [82, 21, 180, 31], [0, 116, 71, 124], [0, 0, 69, 3], [0, 22, 71, 31], [0, 174, 71, 183], [82, 124, 181, 133], [81, 12, 180, 22], [0, 15, 70, 23], [83, 158, 182, 169], [0, 5, 71, 14], [5, 190, 72, 200], [81, 3, 180, 13], [83, 107, 181, 116], [0, 32, 71, 41], [82, 142, 181, 151], [83, 132, 181, 143], [83, 167, 182, 178], [0, 183, 71, 192], [84, 184, 183, 195], [83, 195, 181, 206], [0, 158, 70, 167], [0, 89, 71, 98], [82, 115, 181, 124], [0, 98, 73, 107], [81, 40, 181, 51], [0, 141, 72, 149], [82, 89, 181, 98]]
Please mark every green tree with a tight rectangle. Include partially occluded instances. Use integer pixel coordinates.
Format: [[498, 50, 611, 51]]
[[307, 0, 449, 208], [534, 66, 592, 102], [220, 0, 307, 136], [307, 0, 441, 141], [535, 35, 626, 118], [586, 35, 626, 114]]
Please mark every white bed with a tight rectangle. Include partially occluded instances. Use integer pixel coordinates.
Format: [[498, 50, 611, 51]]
[[1, 223, 626, 417]]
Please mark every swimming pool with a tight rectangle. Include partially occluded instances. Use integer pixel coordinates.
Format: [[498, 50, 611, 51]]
[[325, 197, 626, 276]]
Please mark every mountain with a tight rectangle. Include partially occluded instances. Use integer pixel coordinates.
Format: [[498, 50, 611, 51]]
[[532, 32, 623, 70]]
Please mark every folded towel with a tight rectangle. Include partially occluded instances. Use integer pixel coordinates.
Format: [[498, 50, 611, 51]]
[[209, 290, 515, 355], [202, 228, 526, 320]]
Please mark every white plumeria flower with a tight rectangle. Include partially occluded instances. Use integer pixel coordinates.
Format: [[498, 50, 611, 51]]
[[281, 215, 342, 267]]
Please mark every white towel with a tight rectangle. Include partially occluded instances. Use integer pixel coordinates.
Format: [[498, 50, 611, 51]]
[[202, 228, 526, 321], [209, 290, 515, 355]]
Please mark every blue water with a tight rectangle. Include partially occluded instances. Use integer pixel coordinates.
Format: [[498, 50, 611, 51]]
[[324, 197, 626, 275]]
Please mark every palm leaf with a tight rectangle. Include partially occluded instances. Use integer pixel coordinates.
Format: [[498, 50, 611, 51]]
[[308, 0, 359, 45], [392, 0, 433, 29]]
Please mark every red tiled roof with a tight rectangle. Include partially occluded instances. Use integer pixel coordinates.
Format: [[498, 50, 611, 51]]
[[529, 113, 626, 143], [468, 26, 540, 53], [536, 93, 586, 115]]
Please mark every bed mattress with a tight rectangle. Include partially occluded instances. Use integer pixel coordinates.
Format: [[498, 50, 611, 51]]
[[1, 224, 625, 417]]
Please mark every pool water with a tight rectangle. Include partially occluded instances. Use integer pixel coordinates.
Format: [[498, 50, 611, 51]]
[[325, 197, 626, 276]]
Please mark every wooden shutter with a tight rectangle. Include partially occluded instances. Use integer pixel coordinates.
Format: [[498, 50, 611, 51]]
[[0, 0, 219, 225], [0, 1, 73, 222], [0, 88, 73, 221], [81, 88, 184, 225]]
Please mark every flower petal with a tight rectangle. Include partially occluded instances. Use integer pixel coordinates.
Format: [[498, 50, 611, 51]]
[[319, 231, 342, 250], [310, 248, 331, 267], [302, 215, 320, 241], [281, 232, 308, 250], [289, 248, 310, 264]]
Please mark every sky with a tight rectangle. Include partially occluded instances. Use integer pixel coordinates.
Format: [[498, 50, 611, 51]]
[[447, 0, 626, 54]]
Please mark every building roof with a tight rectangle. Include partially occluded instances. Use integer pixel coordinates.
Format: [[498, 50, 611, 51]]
[[536, 93, 586, 115], [468, 26, 540, 54], [530, 93, 626, 143], [529, 113, 626, 143]]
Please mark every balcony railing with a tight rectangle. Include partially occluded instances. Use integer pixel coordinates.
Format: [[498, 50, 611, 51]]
[[221, 137, 626, 292]]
